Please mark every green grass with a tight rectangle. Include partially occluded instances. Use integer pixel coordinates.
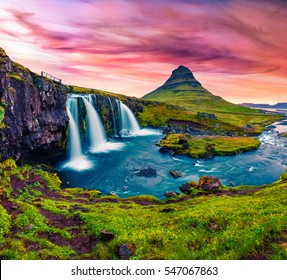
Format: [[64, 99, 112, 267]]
[[0, 106, 5, 124], [142, 76, 283, 133], [0, 159, 286, 260], [160, 134, 261, 158]]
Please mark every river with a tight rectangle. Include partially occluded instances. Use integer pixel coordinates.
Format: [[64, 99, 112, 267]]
[[57, 117, 287, 199]]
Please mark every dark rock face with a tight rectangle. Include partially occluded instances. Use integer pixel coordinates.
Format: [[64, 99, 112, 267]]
[[0, 48, 69, 161], [170, 169, 183, 178], [198, 176, 222, 191]]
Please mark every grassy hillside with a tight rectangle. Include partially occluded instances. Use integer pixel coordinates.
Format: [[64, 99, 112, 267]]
[[0, 159, 286, 260]]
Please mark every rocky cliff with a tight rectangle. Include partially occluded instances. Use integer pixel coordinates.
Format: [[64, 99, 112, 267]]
[[0, 48, 69, 161]]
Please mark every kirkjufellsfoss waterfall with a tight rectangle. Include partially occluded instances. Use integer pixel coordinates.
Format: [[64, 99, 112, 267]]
[[63, 94, 147, 171], [118, 101, 140, 136], [63, 98, 93, 171], [82, 97, 107, 152]]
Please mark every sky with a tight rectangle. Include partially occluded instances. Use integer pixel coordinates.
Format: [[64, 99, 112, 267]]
[[0, 0, 287, 104]]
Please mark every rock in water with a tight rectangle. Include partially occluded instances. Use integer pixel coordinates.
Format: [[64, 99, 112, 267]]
[[170, 169, 183, 178], [134, 167, 157, 177], [198, 176, 222, 191]]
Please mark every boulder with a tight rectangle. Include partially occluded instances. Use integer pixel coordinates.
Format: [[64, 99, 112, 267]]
[[198, 176, 222, 191], [170, 169, 183, 178], [197, 112, 217, 120], [101, 230, 115, 241], [179, 181, 198, 195], [117, 244, 136, 260], [164, 191, 180, 198]]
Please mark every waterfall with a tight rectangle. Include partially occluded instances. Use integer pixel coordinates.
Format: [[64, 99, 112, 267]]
[[108, 97, 117, 136], [119, 101, 141, 136], [63, 97, 92, 171], [67, 98, 82, 159], [82, 96, 107, 152]]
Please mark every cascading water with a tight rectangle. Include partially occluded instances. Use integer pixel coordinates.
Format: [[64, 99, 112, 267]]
[[63, 94, 158, 171], [63, 97, 92, 171], [119, 101, 141, 136], [67, 98, 82, 159], [82, 97, 107, 152], [108, 97, 117, 136]]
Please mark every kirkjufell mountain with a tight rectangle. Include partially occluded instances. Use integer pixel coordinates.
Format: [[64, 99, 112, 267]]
[[143, 65, 253, 113]]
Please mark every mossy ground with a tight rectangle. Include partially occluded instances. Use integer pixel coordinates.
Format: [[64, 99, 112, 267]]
[[138, 104, 281, 135], [0, 159, 286, 260], [160, 134, 261, 158]]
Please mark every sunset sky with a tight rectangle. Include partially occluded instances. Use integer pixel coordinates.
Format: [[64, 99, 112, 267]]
[[0, 0, 287, 104]]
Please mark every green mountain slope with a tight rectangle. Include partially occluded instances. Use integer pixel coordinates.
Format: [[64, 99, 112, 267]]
[[143, 65, 257, 113]]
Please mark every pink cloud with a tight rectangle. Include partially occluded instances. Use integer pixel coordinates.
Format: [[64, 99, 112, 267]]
[[0, 0, 286, 103]]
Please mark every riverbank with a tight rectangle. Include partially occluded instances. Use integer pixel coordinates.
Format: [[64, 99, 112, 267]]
[[0, 158, 287, 260]]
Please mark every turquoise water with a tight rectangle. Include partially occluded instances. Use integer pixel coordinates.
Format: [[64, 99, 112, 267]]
[[57, 121, 287, 199]]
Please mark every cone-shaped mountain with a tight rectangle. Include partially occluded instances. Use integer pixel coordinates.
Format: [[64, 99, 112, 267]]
[[143, 65, 251, 113]]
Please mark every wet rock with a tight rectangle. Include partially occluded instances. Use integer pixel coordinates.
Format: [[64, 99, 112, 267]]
[[101, 230, 115, 241], [134, 167, 157, 177], [170, 169, 183, 178], [117, 244, 135, 260], [278, 132, 287, 138], [164, 191, 180, 198], [159, 146, 169, 153], [179, 182, 198, 195], [161, 208, 175, 213], [198, 176, 222, 191]]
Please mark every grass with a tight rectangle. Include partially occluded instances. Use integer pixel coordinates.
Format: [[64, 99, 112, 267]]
[[0, 106, 5, 124], [138, 104, 281, 135], [160, 134, 261, 158], [0, 159, 286, 260], [142, 77, 283, 134]]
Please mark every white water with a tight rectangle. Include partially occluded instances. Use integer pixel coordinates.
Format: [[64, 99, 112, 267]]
[[63, 98, 92, 171], [82, 97, 107, 152], [119, 101, 141, 136], [107, 97, 117, 136]]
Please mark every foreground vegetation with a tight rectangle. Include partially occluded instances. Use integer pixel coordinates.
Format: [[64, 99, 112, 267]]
[[0, 159, 286, 260], [160, 134, 261, 158]]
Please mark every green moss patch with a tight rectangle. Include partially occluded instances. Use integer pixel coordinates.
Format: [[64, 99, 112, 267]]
[[160, 134, 261, 158]]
